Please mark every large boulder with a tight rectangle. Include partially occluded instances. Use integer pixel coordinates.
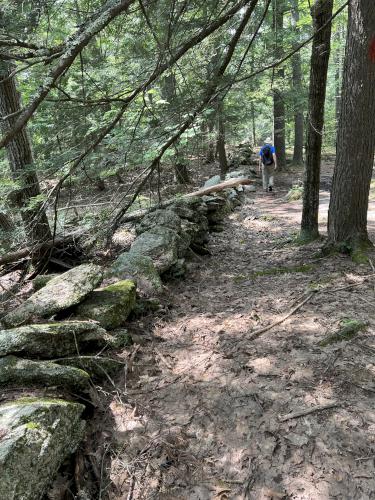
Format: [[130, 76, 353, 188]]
[[2, 264, 103, 328], [0, 321, 109, 358], [135, 209, 181, 235], [0, 356, 90, 391], [129, 226, 179, 273], [0, 398, 85, 500], [76, 280, 136, 329], [106, 253, 163, 296]]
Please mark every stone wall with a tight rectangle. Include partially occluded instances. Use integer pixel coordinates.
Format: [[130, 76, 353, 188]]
[[0, 174, 249, 499]]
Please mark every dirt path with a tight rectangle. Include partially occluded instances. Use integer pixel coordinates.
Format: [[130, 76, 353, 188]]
[[106, 182, 375, 500]]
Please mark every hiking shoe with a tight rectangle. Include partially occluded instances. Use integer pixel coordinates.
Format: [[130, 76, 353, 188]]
[[268, 186, 273, 192]]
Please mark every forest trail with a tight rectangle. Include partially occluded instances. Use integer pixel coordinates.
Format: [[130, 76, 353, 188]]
[[105, 178, 375, 500]]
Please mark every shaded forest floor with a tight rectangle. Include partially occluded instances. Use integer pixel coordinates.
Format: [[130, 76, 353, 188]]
[[89, 164, 375, 500]]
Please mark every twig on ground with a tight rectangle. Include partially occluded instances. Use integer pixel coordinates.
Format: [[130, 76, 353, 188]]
[[278, 402, 340, 422], [248, 293, 314, 340], [329, 273, 375, 293], [128, 344, 141, 373]]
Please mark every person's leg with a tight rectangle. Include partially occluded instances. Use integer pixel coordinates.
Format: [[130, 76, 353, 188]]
[[262, 166, 268, 191], [268, 170, 274, 191]]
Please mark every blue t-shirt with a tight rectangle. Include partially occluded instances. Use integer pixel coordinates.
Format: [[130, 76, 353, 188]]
[[259, 144, 276, 156]]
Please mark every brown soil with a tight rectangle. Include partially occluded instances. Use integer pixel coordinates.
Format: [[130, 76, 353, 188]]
[[93, 167, 375, 500]]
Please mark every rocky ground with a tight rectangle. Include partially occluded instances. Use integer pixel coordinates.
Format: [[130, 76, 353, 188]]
[[102, 168, 375, 500]]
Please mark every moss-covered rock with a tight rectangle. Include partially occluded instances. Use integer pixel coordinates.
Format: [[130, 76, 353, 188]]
[[0, 320, 108, 358], [2, 264, 103, 328], [0, 398, 85, 500], [135, 209, 182, 235], [107, 252, 163, 296], [76, 280, 136, 329], [129, 226, 179, 273], [0, 356, 90, 390]]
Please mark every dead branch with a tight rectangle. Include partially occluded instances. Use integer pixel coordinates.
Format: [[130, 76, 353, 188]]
[[0, 229, 85, 267], [248, 293, 314, 341], [279, 402, 340, 422]]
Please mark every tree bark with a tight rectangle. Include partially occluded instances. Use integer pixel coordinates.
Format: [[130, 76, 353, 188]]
[[334, 22, 345, 131], [216, 98, 228, 179], [273, 0, 286, 170], [291, 0, 304, 165], [300, 0, 334, 241], [327, 0, 375, 255], [0, 62, 52, 246], [250, 101, 256, 146]]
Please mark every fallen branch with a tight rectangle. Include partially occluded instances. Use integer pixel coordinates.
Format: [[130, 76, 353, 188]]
[[278, 402, 340, 422], [328, 273, 375, 293], [248, 292, 314, 341], [0, 229, 85, 266]]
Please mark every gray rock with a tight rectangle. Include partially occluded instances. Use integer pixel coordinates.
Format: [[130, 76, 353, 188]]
[[225, 170, 247, 180], [76, 280, 136, 329], [0, 356, 90, 391], [203, 175, 221, 188], [0, 321, 109, 358], [129, 226, 179, 273], [0, 398, 85, 500], [107, 253, 163, 296], [2, 264, 103, 328], [136, 209, 181, 235]]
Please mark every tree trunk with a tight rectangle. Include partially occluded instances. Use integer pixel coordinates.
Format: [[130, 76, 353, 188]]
[[334, 22, 345, 131], [174, 162, 191, 184], [0, 62, 52, 246], [300, 0, 334, 241], [251, 101, 256, 146], [0, 212, 13, 232], [206, 118, 216, 162], [273, 0, 286, 170], [327, 0, 375, 256], [291, 0, 304, 165], [216, 98, 228, 179]]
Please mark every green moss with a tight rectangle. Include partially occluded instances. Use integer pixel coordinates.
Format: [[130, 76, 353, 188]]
[[260, 215, 276, 222], [251, 264, 313, 278], [285, 185, 304, 201], [76, 280, 136, 329], [25, 422, 41, 430], [232, 265, 313, 283], [296, 230, 320, 245], [319, 319, 367, 346], [105, 279, 136, 293]]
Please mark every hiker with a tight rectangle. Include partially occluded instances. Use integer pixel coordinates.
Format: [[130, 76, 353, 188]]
[[259, 137, 277, 192]]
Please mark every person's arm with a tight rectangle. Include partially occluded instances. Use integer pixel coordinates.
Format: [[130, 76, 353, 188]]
[[272, 149, 277, 170], [258, 151, 262, 173]]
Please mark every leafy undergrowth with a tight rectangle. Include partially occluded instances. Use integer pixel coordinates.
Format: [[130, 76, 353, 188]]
[[86, 166, 375, 499]]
